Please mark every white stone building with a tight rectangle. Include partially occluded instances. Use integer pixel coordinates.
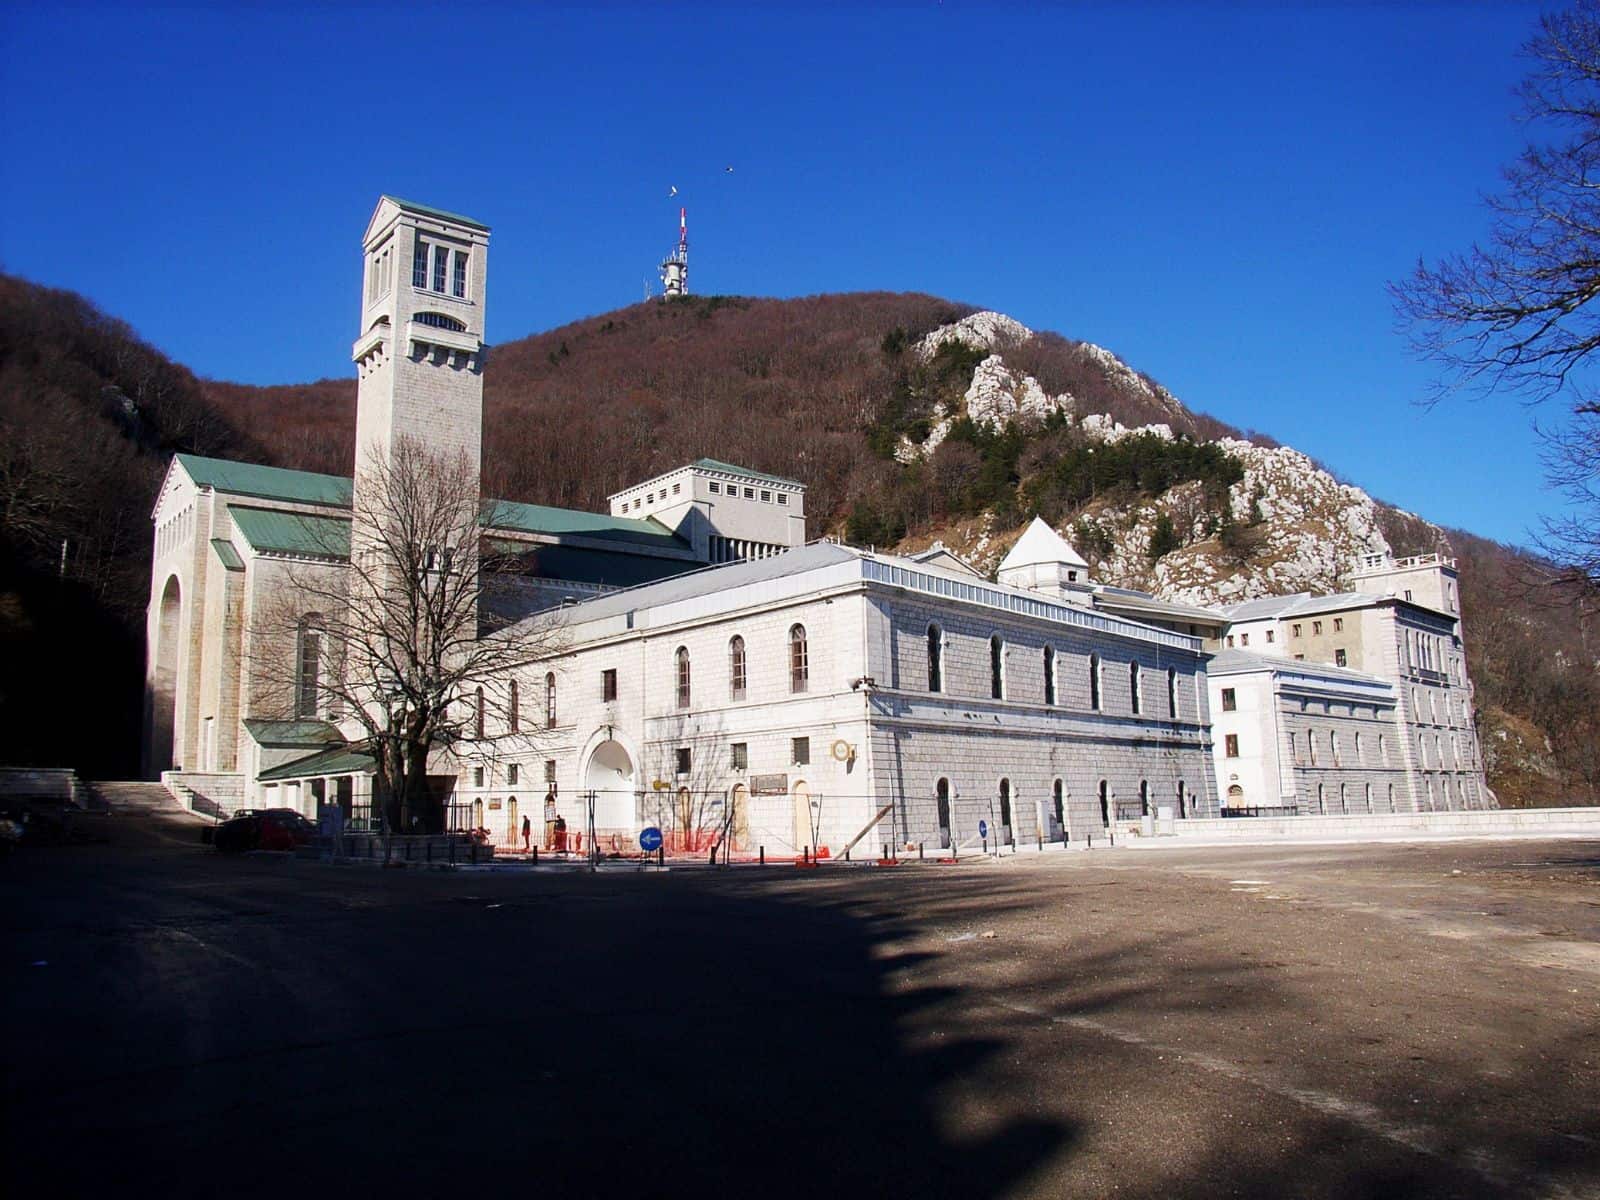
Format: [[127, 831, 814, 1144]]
[[465, 538, 1217, 858], [1211, 553, 1491, 813]]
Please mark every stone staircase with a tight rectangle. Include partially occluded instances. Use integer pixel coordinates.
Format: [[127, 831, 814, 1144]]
[[84, 781, 189, 816]]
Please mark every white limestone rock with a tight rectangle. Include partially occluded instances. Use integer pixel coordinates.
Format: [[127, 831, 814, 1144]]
[[914, 310, 1034, 359]]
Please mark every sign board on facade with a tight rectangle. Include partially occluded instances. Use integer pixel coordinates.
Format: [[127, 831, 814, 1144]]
[[750, 773, 788, 795], [488, 799, 502, 811]]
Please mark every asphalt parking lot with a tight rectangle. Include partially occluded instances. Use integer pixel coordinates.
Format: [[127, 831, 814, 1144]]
[[4, 816, 1597, 1199]]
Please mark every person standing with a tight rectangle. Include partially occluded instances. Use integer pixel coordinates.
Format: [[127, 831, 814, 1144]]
[[521, 813, 531, 852]]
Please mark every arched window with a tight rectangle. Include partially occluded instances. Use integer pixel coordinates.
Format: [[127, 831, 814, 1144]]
[[1339, 783, 1348, 814], [1043, 645, 1056, 705], [1139, 779, 1149, 817], [1379, 734, 1389, 765], [545, 672, 557, 728], [296, 613, 324, 718], [989, 635, 1004, 699], [1098, 780, 1110, 826], [936, 778, 951, 832], [508, 679, 520, 734], [675, 647, 691, 709], [1388, 783, 1396, 812], [729, 636, 747, 700], [1308, 729, 1318, 765], [1053, 779, 1065, 832], [1331, 730, 1341, 764], [1317, 783, 1326, 815], [1176, 779, 1187, 819], [1089, 654, 1102, 711], [998, 778, 1012, 836], [1130, 662, 1142, 715], [1167, 667, 1178, 719], [1354, 731, 1363, 763], [1227, 783, 1244, 805], [927, 625, 943, 693], [475, 685, 485, 739], [1364, 783, 1373, 813], [789, 625, 809, 693]]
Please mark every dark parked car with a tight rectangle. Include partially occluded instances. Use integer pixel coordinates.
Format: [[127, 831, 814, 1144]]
[[214, 808, 316, 854]]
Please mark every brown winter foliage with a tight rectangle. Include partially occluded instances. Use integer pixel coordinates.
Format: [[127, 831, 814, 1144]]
[[2, 274, 1596, 802]]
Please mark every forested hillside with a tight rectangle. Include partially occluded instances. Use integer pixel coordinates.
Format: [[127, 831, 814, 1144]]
[[1, 275, 1594, 802]]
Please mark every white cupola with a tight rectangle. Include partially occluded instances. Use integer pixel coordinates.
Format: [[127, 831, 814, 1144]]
[[996, 517, 1093, 605]]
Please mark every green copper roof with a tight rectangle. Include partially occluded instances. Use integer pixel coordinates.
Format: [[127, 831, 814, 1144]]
[[259, 743, 375, 782], [210, 538, 244, 571], [229, 505, 352, 560], [383, 195, 489, 231], [486, 499, 687, 550], [177, 454, 353, 508], [243, 718, 346, 748], [691, 458, 802, 487]]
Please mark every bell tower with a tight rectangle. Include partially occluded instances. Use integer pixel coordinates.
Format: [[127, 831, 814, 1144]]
[[351, 196, 490, 498]]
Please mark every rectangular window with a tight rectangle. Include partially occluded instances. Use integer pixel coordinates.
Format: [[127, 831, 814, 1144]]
[[473, 766, 485, 788], [743, 487, 755, 499], [675, 747, 691, 776], [1292, 623, 1302, 638], [709, 481, 720, 494], [452, 250, 467, 297], [413, 239, 428, 288], [1240, 632, 1249, 647], [432, 244, 447, 292], [1335, 648, 1348, 667], [1333, 618, 1344, 632], [1221, 687, 1236, 712], [545, 760, 557, 788], [1294, 653, 1305, 660], [672, 483, 681, 495], [1312, 620, 1323, 635], [777, 494, 788, 506], [507, 764, 519, 786], [791, 737, 810, 766], [1265, 630, 1275, 643], [1226, 635, 1235, 647], [731, 742, 748, 771], [1225, 734, 1239, 758], [761, 490, 772, 502], [602, 668, 617, 702]]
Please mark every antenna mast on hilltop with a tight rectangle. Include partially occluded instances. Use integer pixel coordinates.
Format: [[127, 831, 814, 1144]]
[[659, 206, 688, 298]]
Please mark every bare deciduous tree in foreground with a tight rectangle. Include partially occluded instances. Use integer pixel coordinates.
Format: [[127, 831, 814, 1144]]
[[254, 437, 563, 834], [1391, 1, 1600, 592]]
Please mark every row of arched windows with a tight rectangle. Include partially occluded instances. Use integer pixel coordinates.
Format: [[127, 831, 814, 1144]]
[[933, 775, 1197, 836], [676, 625, 808, 710], [927, 624, 1181, 718], [472, 673, 556, 740]]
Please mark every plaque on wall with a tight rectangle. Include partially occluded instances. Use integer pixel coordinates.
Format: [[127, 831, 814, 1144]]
[[750, 773, 789, 795], [488, 799, 503, 811]]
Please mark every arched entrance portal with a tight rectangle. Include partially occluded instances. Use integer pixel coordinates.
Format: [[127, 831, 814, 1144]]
[[149, 576, 182, 774], [583, 740, 637, 834]]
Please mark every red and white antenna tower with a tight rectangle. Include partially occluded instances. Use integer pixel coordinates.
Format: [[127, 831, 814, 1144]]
[[659, 206, 689, 298]]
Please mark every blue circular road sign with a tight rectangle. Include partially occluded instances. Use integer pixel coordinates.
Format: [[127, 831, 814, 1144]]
[[978, 819, 989, 838], [639, 826, 664, 853]]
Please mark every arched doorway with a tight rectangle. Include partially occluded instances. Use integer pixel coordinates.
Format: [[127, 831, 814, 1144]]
[[1176, 780, 1187, 819], [935, 778, 951, 849], [506, 796, 517, 845], [1139, 780, 1150, 818], [998, 778, 1012, 845], [583, 739, 636, 834], [150, 575, 182, 773], [1098, 780, 1109, 827], [792, 780, 813, 853], [729, 783, 749, 853], [1053, 779, 1065, 839]]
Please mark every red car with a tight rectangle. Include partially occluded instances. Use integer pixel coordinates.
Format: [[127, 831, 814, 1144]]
[[214, 808, 316, 854]]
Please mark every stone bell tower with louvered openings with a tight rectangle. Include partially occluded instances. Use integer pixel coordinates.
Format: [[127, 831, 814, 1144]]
[[351, 196, 490, 503]]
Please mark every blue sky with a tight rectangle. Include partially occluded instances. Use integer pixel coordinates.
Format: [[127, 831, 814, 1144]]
[[0, 2, 1566, 548]]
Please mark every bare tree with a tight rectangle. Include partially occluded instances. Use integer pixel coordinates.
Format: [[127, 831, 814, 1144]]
[[252, 437, 564, 834], [1391, 2, 1600, 587]]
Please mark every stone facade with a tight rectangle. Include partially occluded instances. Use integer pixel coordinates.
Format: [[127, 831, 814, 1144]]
[[459, 544, 1216, 857]]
